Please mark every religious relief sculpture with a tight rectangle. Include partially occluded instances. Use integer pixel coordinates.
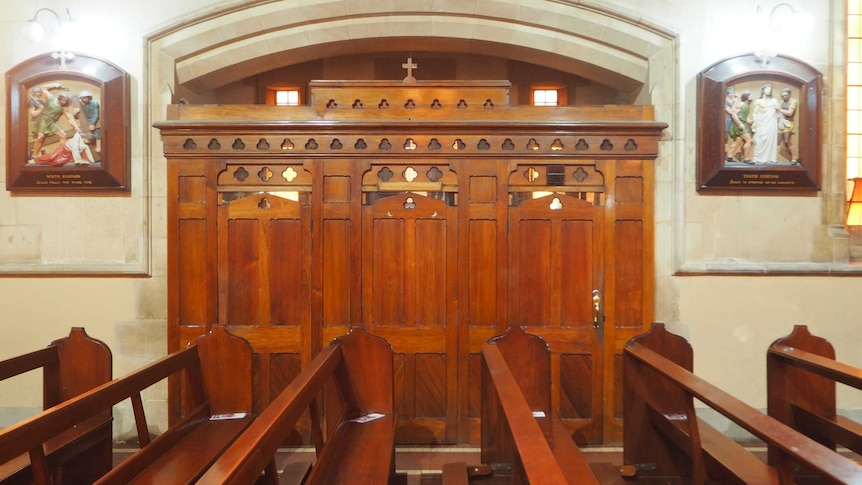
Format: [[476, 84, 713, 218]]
[[26, 81, 95, 167], [6, 53, 130, 193], [723, 83, 799, 167], [696, 53, 821, 194]]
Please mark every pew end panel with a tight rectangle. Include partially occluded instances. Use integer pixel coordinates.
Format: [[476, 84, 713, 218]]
[[197, 325, 397, 485], [91, 325, 255, 485], [767, 325, 862, 469], [768, 325, 837, 444], [486, 326, 552, 411], [0, 327, 112, 485], [328, 325, 395, 418], [477, 326, 599, 485], [49, 327, 113, 485], [46, 327, 113, 408], [306, 326, 396, 484], [623, 323, 696, 480], [768, 325, 837, 442], [481, 326, 552, 468], [187, 325, 255, 416]]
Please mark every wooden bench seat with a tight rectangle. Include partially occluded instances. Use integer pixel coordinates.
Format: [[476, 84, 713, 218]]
[[444, 326, 599, 484], [99, 411, 253, 485], [0, 327, 112, 485], [768, 325, 862, 478], [304, 413, 396, 483], [624, 323, 862, 484], [0, 326, 254, 485], [198, 325, 395, 485]]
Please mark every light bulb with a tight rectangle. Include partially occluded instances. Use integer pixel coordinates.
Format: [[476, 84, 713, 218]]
[[25, 20, 45, 42]]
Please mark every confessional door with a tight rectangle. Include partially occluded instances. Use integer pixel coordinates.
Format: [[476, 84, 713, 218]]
[[361, 191, 459, 443], [508, 191, 604, 443], [215, 189, 314, 421]]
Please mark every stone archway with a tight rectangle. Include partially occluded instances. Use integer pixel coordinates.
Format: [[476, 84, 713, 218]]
[[146, 1, 675, 100]]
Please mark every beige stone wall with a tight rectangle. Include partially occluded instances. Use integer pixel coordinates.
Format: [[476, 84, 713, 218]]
[[1, 0, 860, 440]]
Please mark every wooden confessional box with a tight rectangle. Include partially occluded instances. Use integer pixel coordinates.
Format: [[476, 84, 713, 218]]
[[156, 79, 666, 445]]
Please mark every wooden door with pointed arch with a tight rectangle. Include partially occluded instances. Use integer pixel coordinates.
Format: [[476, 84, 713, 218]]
[[361, 190, 459, 443], [508, 191, 605, 443], [216, 190, 313, 422]]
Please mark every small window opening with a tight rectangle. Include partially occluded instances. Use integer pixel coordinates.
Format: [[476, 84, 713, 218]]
[[533, 89, 558, 106], [265, 84, 301, 106]]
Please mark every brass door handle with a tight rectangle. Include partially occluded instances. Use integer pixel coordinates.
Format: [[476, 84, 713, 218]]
[[592, 289, 601, 329]]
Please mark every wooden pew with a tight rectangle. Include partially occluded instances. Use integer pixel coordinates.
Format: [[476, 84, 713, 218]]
[[444, 326, 600, 484], [197, 325, 395, 485], [0, 325, 254, 485], [0, 327, 112, 485], [624, 323, 862, 484], [767, 325, 862, 473]]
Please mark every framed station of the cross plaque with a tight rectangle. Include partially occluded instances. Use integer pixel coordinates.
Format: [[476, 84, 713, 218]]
[[696, 53, 822, 195], [6, 52, 130, 194]]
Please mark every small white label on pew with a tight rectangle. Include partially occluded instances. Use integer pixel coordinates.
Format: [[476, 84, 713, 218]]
[[351, 412, 385, 423], [532, 411, 546, 418], [664, 413, 688, 421], [210, 412, 249, 421]]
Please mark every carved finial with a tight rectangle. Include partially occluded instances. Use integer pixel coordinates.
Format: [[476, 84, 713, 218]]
[[402, 57, 418, 84]]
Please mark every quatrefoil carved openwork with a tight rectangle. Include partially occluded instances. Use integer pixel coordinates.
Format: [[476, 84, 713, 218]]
[[258, 167, 273, 182], [282, 167, 298, 182], [403, 167, 419, 182]]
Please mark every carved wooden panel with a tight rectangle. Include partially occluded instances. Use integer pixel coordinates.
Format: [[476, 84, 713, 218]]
[[159, 83, 664, 445]]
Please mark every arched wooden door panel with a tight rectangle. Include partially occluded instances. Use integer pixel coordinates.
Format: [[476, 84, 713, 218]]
[[216, 191, 314, 431], [508, 192, 605, 444], [361, 191, 459, 443]]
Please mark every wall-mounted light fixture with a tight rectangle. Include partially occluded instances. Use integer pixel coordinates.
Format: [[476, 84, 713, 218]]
[[24, 8, 78, 68], [754, 3, 800, 67]]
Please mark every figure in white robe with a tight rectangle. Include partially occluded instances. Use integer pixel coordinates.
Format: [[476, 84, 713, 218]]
[[750, 85, 780, 164]]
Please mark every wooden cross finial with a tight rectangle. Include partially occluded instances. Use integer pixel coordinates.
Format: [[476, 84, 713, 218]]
[[402, 57, 417, 83]]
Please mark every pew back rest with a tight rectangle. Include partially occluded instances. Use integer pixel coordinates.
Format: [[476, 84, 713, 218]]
[[625, 323, 862, 485]]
